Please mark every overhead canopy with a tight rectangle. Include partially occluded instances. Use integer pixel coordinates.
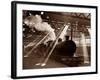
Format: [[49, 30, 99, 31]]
[[23, 10, 91, 27]]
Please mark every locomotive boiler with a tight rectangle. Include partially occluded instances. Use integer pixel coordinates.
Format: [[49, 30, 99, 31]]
[[53, 36, 76, 57]]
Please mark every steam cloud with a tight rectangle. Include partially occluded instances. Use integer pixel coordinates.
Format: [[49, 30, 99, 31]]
[[24, 15, 56, 44]]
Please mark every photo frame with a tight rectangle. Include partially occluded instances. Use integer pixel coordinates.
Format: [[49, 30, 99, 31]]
[[11, 1, 98, 79]]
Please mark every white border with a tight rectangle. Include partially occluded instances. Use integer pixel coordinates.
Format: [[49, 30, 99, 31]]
[[16, 3, 96, 77]]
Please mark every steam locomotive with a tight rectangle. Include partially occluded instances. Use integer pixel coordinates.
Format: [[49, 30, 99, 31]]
[[53, 36, 76, 57]]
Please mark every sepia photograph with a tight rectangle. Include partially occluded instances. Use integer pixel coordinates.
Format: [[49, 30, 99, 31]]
[[11, 1, 97, 79], [23, 11, 91, 69]]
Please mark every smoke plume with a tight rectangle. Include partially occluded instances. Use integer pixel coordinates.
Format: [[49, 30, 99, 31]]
[[24, 15, 56, 44]]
